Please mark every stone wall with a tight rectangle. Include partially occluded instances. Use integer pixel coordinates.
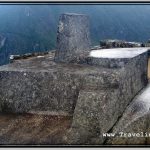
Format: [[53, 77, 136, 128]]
[[0, 70, 81, 114]]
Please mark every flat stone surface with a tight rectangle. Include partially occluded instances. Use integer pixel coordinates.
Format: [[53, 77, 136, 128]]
[[87, 47, 149, 68], [90, 48, 149, 58], [0, 52, 117, 74]]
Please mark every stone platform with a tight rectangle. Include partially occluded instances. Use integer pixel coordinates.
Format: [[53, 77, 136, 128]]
[[0, 52, 121, 114], [88, 47, 148, 68], [0, 47, 149, 144]]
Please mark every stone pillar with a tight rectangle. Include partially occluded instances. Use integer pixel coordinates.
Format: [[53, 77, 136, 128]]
[[54, 13, 91, 63]]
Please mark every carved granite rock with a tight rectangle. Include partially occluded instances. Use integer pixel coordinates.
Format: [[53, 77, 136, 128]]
[[0, 47, 149, 145], [0, 12, 149, 145], [63, 48, 149, 144], [54, 13, 91, 63], [0, 52, 120, 114], [106, 84, 150, 145], [0, 48, 149, 145]]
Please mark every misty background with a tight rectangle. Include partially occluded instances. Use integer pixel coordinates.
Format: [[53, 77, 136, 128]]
[[0, 4, 150, 65]]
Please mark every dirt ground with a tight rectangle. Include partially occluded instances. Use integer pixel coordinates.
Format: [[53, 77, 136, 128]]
[[0, 113, 72, 145]]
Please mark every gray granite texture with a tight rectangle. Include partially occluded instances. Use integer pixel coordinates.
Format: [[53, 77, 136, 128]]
[[0, 48, 148, 145], [106, 84, 150, 145], [64, 48, 149, 144], [0, 52, 120, 114], [0, 13, 149, 145], [87, 48, 148, 68], [54, 13, 91, 63]]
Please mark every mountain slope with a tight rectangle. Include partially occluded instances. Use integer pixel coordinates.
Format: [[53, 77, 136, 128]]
[[0, 5, 150, 65]]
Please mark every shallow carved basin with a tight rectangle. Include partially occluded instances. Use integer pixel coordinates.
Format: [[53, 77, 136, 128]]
[[90, 47, 149, 58]]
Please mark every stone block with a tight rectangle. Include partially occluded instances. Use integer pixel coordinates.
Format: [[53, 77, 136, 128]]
[[54, 13, 91, 63], [64, 48, 149, 144], [87, 48, 148, 68], [0, 53, 120, 114], [0, 71, 81, 114]]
